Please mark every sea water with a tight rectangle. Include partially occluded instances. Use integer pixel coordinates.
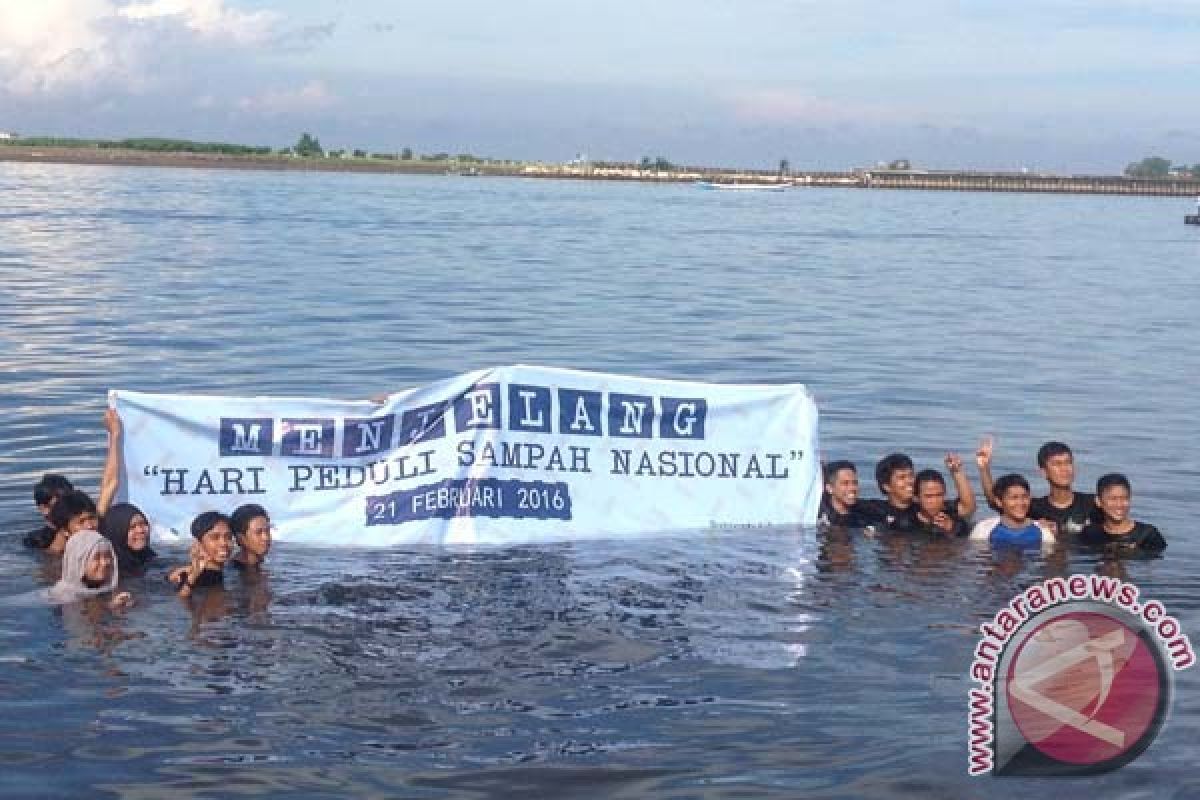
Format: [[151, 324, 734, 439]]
[[1, 162, 1198, 797]]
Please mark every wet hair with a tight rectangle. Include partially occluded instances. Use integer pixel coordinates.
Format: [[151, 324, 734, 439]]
[[1037, 441, 1073, 468], [993, 473, 1030, 498], [1096, 473, 1131, 497], [48, 490, 97, 531], [190, 511, 231, 540], [915, 469, 946, 492], [823, 460, 856, 484], [34, 474, 73, 506], [874, 453, 914, 491], [230, 504, 269, 539]]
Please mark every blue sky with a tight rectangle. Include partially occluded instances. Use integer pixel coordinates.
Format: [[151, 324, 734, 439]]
[[2, 0, 1198, 171]]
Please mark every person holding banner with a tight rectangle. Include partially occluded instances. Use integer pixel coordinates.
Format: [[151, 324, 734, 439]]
[[168, 512, 233, 598]]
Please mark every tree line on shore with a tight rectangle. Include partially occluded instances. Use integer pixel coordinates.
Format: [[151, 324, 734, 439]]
[[4, 133, 1199, 180], [1124, 156, 1200, 179], [0, 133, 505, 166]]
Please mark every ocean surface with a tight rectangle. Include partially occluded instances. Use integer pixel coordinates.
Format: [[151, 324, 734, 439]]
[[1, 162, 1198, 798]]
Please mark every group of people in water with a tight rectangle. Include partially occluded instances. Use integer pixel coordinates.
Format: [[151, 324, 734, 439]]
[[17, 409, 1166, 612], [818, 437, 1167, 553], [19, 410, 272, 610]]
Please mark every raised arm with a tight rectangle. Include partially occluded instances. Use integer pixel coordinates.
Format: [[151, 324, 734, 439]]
[[97, 408, 121, 516], [975, 436, 999, 511], [946, 452, 976, 519]]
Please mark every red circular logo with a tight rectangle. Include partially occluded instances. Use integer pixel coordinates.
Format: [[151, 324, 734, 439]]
[[1006, 611, 1165, 767]]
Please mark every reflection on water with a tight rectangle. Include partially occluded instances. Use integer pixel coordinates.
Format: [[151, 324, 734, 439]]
[[2, 163, 1198, 797]]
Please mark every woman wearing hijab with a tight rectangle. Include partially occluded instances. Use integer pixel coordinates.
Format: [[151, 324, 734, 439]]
[[47, 529, 134, 609], [99, 503, 157, 578]]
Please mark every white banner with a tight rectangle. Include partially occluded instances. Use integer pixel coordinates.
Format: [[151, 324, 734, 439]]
[[111, 365, 821, 545]]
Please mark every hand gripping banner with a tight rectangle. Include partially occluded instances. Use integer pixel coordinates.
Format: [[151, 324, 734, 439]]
[[111, 365, 821, 545]]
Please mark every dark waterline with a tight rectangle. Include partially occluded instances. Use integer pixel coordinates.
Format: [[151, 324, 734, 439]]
[[1, 163, 1198, 798]]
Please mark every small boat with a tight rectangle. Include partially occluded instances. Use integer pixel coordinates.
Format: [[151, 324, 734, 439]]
[[696, 180, 787, 192]]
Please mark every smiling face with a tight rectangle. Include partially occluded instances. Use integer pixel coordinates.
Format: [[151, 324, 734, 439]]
[[238, 515, 272, 559], [84, 545, 115, 585], [998, 485, 1032, 525], [883, 468, 916, 506], [1097, 484, 1131, 525], [126, 513, 151, 552], [198, 521, 234, 565], [825, 469, 859, 512]]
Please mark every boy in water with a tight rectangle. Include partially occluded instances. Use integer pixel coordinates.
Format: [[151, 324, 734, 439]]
[[977, 438, 1095, 537], [857, 453, 918, 531], [818, 461, 864, 527], [168, 512, 234, 598], [913, 456, 976, 537], [1081, 474, 1166, 553], [970, 474, 1055, 548], [230, 504, 273, 570], [23, 474, 74, 549], [45, 490, 100, 556]]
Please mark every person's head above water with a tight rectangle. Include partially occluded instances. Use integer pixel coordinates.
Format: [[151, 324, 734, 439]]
[[993, 473, 1032, 525], [191, 511, 233, 567], [914, 469, 947, 518], [230, 504, 272, 567], [48, 530, 118, 603], [1095, 473, 1133, 525], [99, 502, 155, 572], [823, 461, 858, 512], [875, 453, 915, 505], [48, 490, 98, 535], [1036, 441, 1076, 491], [34, 473, 73, 521]]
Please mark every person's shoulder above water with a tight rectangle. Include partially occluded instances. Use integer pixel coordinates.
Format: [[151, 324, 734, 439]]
[[22, 524, 56, 550], [1081, 521, 1166, 552], [1030, 491, 1095, 520], [855, 498, 918, 531], [974, 518, 1052, 548]]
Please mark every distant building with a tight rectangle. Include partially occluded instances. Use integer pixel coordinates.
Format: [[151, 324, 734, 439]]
[[0, 131, 17, 140]]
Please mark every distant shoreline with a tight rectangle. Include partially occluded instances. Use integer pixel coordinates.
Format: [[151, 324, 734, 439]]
[[3, 145, 1200, 197]]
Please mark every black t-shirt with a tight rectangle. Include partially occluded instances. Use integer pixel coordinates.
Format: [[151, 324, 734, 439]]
[[1030, 492, 1096, 537], [1081, 521, 1166, 553], [171, 567, 225, 590], [856, 498, 920, 532], [22, 525, 55, 549], [818, 494, 869, 528], [914, 500, 969, 537]]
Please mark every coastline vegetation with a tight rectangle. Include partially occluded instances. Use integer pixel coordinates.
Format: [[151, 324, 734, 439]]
[[3, 132, 1200, 196]]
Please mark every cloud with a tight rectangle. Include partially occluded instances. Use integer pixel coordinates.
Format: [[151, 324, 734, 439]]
[[727, 88, 888, 126], [0, 0, 281, 95], [271, 20, 337, 52], [237, 80, 336, 115], [118, 0, 279, 44]]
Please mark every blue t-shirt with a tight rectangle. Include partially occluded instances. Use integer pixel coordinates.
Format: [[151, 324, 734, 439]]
[[990, 521, 1043, 548]]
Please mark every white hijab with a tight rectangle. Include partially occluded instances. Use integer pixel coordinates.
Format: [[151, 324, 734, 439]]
[[46, 529, 118, 604]]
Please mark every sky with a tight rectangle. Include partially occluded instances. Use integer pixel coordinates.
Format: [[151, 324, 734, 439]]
[[1, 0, 1198, 172]]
